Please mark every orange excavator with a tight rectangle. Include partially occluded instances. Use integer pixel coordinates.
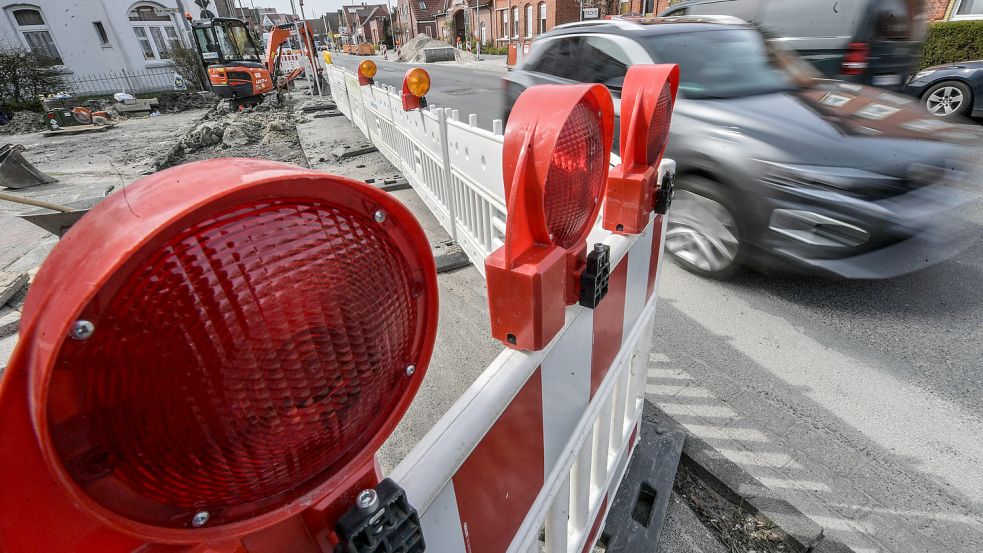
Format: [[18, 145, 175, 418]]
[[190, 17, 319, 107]]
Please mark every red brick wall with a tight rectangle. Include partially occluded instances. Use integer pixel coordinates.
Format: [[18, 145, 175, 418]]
[[926, 0, 954, 21]]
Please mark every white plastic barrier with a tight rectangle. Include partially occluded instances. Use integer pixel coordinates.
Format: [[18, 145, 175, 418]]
[[324, 63, 673, 553], [391, 212, 668, 553], [326, 65, 507, 275]]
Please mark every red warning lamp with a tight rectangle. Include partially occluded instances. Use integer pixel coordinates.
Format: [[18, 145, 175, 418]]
[[602, 64, 679, 235], [401, 68, 431, 111], [0, 159, 438, 551], [357, 59, 377, 85], [485, 84, 614, 351]]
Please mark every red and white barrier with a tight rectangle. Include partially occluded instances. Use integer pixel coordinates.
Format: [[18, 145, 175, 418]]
[[391, 174, 670, 553]]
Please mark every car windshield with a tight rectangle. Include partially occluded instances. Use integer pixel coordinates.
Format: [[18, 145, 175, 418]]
[[643, 29, 803, 99]]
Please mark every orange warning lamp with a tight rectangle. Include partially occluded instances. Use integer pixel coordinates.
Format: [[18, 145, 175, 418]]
[[357, 59, 377, 85], [401, 68, 431, 111], [485, 84, 614, 351], [0, 159, 438, 551], [602, 64, 679, 235]]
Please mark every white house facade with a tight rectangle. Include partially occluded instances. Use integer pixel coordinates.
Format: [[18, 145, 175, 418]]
[[0, 0, 225, 79]]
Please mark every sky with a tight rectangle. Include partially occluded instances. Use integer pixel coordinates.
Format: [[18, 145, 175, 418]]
[[230, 0, 395, 19]]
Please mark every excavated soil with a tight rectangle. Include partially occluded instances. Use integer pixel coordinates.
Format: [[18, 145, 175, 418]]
[[155, 96, 308, 170], [0, 112, 46, 136]]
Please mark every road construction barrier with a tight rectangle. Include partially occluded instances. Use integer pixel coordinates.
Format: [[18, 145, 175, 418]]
[[327, 64, 507, 275], [327, 63, 679, 552], [0, 64, 679, 553]]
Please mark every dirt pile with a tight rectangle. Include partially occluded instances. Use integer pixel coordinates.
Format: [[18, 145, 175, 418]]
[[156, 91, 218, 113], [0, 111, 45, 135], [396, 35, 475, 63], [156, 97, 307, 170]]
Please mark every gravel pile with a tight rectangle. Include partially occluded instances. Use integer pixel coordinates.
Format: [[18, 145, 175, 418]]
[[0, 111, 45, 135], [396, 35, 475, 63]]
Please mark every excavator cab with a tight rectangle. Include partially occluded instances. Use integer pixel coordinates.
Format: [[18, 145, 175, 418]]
[[191, 17, 273, 105]]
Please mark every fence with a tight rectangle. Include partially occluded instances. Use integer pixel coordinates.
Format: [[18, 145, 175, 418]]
[[63, 68, 181, 96], [326, 63, 674, 553]]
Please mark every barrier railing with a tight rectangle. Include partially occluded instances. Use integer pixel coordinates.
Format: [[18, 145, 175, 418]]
[[325, 63, 675, 553], [325, 65, 507, 276]]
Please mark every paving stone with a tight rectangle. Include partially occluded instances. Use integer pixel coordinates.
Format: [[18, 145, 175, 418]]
[[0, 271, 28, 307], [0, 307, 19, 338]]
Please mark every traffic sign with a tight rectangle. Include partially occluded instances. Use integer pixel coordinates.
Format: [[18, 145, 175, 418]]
[[583, 7, 600, 19]]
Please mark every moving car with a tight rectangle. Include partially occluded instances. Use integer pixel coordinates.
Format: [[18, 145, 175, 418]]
[[660, 0, 926, 90], [502, 18, 979, 279], [904, 60, 983, 120]]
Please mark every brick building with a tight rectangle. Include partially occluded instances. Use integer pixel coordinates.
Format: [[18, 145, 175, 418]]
[[337, 3, 391, 45], [927, 0, 983, 20], [395, 0, 442, 44]]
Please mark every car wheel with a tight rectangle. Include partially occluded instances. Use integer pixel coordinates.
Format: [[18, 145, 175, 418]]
[[666, 176, 742, 279], [923, 81, 973, 118]]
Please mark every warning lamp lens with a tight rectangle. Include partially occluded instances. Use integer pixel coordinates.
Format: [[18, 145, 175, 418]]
[[543, 100, 606, 249], [358, 59, 377, 79], [46, 199, 424, 527], [405, 68, 431, 98], [645, 83, 674, 166]]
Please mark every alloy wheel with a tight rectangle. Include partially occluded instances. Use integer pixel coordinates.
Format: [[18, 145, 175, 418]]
[[926, 86, 964, 116], [667, 190, 740, 273]]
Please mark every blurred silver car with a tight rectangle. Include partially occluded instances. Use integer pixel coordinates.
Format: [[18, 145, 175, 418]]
[[503, 18, 979, 279]]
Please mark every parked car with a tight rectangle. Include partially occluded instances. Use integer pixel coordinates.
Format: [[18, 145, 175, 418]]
[[502, 18, 979, 279], [904, 60, 983, 120], [659, 0, 926, 90]]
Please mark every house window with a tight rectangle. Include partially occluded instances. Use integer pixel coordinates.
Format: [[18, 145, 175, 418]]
[[480, 21, 487, 42], [7, 7, 62, 63], [538, 2, 546, 34], [93, 21, 111, 46], [525, 4, 532, 37], [511, 6, 518, 37], [953, 0, 983, 19], [419, 1, 426, 10], [500, 9, 508, 38], [128, 3, 180, 61]]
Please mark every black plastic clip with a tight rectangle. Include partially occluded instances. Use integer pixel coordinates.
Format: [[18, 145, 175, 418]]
[[579, 243, 611, 309], [654, 169, 675, 215], [335, 479, 425, 553]]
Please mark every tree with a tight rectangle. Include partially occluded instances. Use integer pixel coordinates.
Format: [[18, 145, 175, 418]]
[[0, 47, 67, 110], [165, 43, 209, 91]]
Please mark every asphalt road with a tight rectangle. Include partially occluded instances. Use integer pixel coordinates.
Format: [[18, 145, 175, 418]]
[[325, 56, 983, 552], [327, 54, 505, 131]]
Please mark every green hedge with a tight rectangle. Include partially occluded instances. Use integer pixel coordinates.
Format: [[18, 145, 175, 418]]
[[919, 20, 983, 70]]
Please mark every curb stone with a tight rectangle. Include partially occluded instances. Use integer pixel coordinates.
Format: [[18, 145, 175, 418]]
[[643, 401, 858, 553]]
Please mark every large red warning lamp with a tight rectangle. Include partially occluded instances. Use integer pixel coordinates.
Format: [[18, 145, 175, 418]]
[[485, 84, 614, 351], [0, 159, 438, 551], [602, 64, 679, 235]]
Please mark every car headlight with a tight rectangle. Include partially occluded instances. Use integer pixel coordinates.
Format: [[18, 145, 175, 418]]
[[912, 69, 937, 81], [755, 160, 900, 196]]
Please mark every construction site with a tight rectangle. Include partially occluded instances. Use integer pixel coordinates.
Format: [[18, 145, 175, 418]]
[[2, 4, 982, 553]]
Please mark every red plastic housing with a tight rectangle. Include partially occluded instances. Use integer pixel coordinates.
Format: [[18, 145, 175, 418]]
[[602, 65, 679, 235], [0, 159, 438, 552], [485, 84, 614, 351]]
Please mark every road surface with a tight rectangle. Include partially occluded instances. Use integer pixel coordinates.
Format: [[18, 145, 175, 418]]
[[326, 54, 983, 552], [328, 53, 506, 131]]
